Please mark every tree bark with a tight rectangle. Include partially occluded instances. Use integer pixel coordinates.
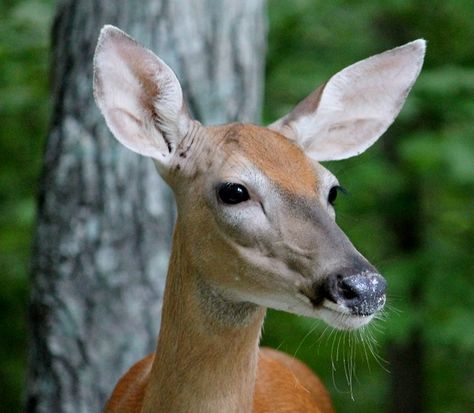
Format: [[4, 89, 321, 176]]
[[25, 1, 266, 412]]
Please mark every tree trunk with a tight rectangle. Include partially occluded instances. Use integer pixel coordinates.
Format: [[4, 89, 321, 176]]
[[25, 1, 266, 412]]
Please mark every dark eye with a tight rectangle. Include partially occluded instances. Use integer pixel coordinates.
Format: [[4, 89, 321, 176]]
[[217, 183, 250, 204], [328, 185, 345, 206]]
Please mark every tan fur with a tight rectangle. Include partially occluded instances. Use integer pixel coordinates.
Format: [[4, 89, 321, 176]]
[[104, 349, 334, 413], [254, 349, 334, 413], [103, 354, 153, 412], [94, 27, 424, 413], [224, 124, 317, 196], [103, 215, 336, 413], [101, 124, 338, 413]]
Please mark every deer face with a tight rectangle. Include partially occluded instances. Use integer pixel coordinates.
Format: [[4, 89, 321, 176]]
[[167, 122, 384, 330], [93, 26, 425, 330]]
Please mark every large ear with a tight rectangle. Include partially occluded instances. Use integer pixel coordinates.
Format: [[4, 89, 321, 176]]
[[93, 25, 191, 168], [269, 40, 426, 161]]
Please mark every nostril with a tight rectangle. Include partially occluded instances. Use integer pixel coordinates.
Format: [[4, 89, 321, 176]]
[[323, 273, 387, 315], [338, 278, 359, 300], [322, 274, 360, 304]]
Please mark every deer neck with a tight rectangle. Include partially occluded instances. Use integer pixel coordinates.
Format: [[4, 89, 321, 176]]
[[142, 223, 266, 413]]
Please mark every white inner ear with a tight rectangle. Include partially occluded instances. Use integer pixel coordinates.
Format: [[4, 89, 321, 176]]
[[108, 108, 168, 158], [270, 40, 426, 161], [93, 25, 190, 163]]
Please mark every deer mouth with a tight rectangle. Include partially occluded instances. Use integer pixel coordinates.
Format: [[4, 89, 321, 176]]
[[319, 305, 376, 330], [320, 290, 386, 317]]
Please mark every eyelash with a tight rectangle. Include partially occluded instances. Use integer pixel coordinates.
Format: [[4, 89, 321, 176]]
[[328, 185, 347, 205]]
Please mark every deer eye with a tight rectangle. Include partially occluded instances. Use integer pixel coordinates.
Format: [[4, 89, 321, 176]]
[[328, 185, 345, 206], [218, 183, 250, 204]]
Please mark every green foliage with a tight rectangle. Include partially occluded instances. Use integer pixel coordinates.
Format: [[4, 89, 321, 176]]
[[0, 0, 53, 410], [262, 0, 474, 412]]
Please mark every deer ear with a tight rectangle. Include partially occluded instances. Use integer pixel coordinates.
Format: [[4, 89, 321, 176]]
[[93, 25, 191, 167], [269, 40, 426, 161]]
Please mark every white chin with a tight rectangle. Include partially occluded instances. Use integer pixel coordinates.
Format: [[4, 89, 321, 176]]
[[319, 307, 375, 331]]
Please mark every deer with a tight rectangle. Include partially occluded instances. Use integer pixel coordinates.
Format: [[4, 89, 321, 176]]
[[93, 25, 425, 413]]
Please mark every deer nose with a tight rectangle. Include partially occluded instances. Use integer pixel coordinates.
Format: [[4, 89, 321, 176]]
[[323, 273, 387, 316]]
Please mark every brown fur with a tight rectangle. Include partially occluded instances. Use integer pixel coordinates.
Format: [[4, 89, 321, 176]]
[[102, 125, 336, 413], [104, 349, 334, 413], [223, 124, 317, 196], [95, 27, 424, 413], [102, 227, 335, 413]]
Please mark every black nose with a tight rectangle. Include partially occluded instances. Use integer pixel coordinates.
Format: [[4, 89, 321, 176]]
[[323, 273, 387, 316]]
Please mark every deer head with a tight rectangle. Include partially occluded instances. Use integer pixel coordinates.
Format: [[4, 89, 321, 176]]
[[94, 25, 425, 331]]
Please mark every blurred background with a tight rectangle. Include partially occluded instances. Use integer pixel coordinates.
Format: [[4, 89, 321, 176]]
[[1, 0, 473, 412]]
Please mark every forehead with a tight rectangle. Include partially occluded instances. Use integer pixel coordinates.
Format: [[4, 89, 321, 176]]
[[219, 124, 318, 195]]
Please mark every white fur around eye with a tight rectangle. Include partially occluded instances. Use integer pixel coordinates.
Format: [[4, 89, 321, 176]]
[[314, 164, 339, 213]]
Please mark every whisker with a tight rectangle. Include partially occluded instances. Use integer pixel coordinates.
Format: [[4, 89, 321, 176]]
[[359, 327, 373, 374], [316, 312, 393, 399], [293, 321, 319, 358], [364, 328, 390, 373]]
